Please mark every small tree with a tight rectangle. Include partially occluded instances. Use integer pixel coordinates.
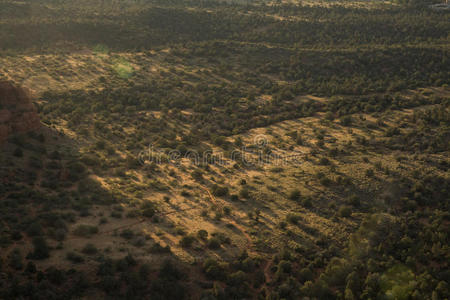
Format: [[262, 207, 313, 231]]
[[197, 230, 208, 240], [82, 243, 98, 255], [207, 237, 221, 249], [13, 148, 23, 157], [338, 206, 352, 218], [288, 189, 301, 201], [9, 249, 23, 270], [29, 236, 50, 259], [239, 188, 250, 199], [179, 234, 196, 248], [212, 185, 229, 197]]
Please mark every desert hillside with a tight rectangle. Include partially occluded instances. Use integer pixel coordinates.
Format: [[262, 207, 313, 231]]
[[0, 0, 448, 299]]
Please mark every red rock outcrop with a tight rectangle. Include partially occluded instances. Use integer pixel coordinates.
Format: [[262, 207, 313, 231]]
[[0, 81, 40, 143]]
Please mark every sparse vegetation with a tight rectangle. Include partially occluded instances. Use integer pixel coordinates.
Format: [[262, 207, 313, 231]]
[[73, 225, 99, 237], [0, 0, 448, 298]]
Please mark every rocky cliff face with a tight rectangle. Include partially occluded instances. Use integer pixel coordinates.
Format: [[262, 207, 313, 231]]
[[0, 81, 40, 143]]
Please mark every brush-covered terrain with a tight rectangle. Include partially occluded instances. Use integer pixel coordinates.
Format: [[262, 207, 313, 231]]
[[0, 0, 449, 299]]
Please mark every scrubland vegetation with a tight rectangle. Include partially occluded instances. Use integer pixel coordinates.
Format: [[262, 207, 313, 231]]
[[0, 0, 449, 299]]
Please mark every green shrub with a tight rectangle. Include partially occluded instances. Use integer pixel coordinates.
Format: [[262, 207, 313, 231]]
[[9, 249, 23, 270], [365, 169, 375, 177], [150, 242, 171, 254], [223, 206, 231, 215], [179, 234, 196, 248], [180, 190, 191, 197], [288, 189, 301, 201], [207, 237, 221, 249], [227, 270, 247, 287], [340, 116, 353, 126], [239, 188, 250, 199], [191, 169, 203, 181], [338, 206, 352, 218], [299, 267, 313, 283], [197, 230, 208, 240], [82, 243, 98, 255], [347, 195, 360, 207], [28, 236, 50, 259], [319, 157, 330, 165], [270, 167, 284, 173], [212, 185, 229, 197], [302, 197, 313, 208], [286, 213, 302, 224], [110, 211, 122, 218], [203, 258, 227, 280], [141, 202, 156, 218], [67, 251, 84, 263], [278, 260, 292, 273], [120, 229, 134, 240], [13, 148, 23, 157], [320, 177, 333, 186], [73, 224, 99, 237], [26, 222, 43, 237]]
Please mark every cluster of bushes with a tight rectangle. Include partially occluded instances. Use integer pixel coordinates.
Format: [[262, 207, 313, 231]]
[[201, 252, 260, 299], [0, 0, 448, 299], [385, 103, 450, 153], [2, 0, 448, 54], [0, 253, 187, 299], [96, 257, 186, 299]]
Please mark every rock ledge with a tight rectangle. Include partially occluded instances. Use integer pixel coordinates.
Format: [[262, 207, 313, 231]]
[[0, 81, 40, 143]]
